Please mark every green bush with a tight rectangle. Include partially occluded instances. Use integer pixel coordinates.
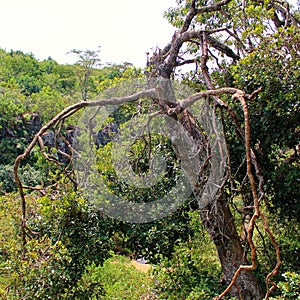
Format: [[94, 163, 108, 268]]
[[0, 164, 44, 194], [67, 254, 155, 300], [1, 237, 72, 300], [152, 212, 225, 300], [270, 272, 300, 300]]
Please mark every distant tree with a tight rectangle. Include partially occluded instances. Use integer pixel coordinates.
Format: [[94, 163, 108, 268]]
[[69, 47, 101, 100]]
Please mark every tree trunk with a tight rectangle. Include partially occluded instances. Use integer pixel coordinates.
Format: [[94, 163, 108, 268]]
[[156, 76, 263, 299], [200, 193, 264, 299], [175, 109, 263, 299]]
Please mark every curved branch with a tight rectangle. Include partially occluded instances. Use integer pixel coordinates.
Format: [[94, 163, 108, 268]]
[[158, 27, 233, 77], [207, 35, 240, 61], [215, 91, 281, 299], [13, 88, 157, 247], [180, 87, 244, 108]]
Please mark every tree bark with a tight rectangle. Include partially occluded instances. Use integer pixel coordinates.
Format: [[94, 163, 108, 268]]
[[170, 105, 264, 299], [200, 194, 263, 299], [149, 53, 264, 297]]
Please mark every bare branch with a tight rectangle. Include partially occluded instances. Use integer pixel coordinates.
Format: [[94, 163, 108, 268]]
[[181, 0, 198, 33], [13, 88, 157, 247], [261, 213, 282, 299], [179, 87, 244, 108], [207, 35, 240, 61], [175, 58, 197, 66], [150, 28, 235, 77], [86, 89, 157, 106], [200, 32, 228, 107]]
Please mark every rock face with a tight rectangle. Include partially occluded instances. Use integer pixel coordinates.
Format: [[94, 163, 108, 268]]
[[0, 113, 43, 164], [1, 113, 41, 140], [0, 111, 119, 165], [96, 123, 118, 147], [23, 113, 41, 137], [42, 125, 79, 164], [41, 122, 118, 164]]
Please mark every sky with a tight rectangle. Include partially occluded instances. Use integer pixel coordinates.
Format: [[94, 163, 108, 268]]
[[0, 0, 176, 67]]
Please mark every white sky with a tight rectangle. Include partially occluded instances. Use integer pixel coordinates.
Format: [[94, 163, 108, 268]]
[[0, 0, 176, 67]]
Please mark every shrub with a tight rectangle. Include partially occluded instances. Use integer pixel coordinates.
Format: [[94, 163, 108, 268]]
[[270, 272, 300, 300], [152, 212, 225, 300], [67, 254, 155, 300]]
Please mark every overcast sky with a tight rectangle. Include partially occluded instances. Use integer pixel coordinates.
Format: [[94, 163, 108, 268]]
[[0, 0, 176, 67]]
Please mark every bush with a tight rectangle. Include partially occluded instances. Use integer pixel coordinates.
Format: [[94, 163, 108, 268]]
[[0, 164, 44, 194], [67, 254, 155, 300], [152, 212, 225, 300], [270, 272, 300, 300]]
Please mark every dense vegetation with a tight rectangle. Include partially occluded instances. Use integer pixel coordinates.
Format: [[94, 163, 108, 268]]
[[0, 0, 299, 299]]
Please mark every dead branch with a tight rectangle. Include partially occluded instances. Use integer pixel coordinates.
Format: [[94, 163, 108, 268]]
[[200, 32, 228, 107], [261, 212, 282, 299], [13, 88, 157, 248]]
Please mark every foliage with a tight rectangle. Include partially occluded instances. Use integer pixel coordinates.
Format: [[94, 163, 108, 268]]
[[0, 0, 300, 297], [0, 190, 115, 299], [3, 239, 72, 300], [30, 86, 70, 123], [0, 50, 42, 95], [0, 50, 76, 97], [25, 184, 114, 281], [230, 28, 300, 220], [80, 100, 199, 262], [153, 212, 224, 300], [66, 255, 154, 300], [254, 214, 300, 276], [68, 48, 102, 100], [0, 194, 72, 300], [0, 80, 25, 125], [95, 64, 143, 92], [0, 164, 44, 194], [270, 272, 300, 300], [107, 208, 197, 263]]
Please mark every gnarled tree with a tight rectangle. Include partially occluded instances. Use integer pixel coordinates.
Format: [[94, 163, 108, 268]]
[[14, 0, 299, 299]]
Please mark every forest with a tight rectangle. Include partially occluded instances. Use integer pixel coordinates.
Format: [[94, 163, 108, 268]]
[[0, 0, 299, 299]]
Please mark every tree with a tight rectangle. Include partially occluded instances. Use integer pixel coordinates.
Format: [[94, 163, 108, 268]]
[[68, 47, 101, 101], [13, 0, 299, 299], [0, 50, 42, 95]]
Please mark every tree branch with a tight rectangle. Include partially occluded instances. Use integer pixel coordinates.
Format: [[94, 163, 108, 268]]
[[215, 91, 281, 299], [181, 0, 233, 33], [207, 35, 240, 61], [13, 88, 157, 248]]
